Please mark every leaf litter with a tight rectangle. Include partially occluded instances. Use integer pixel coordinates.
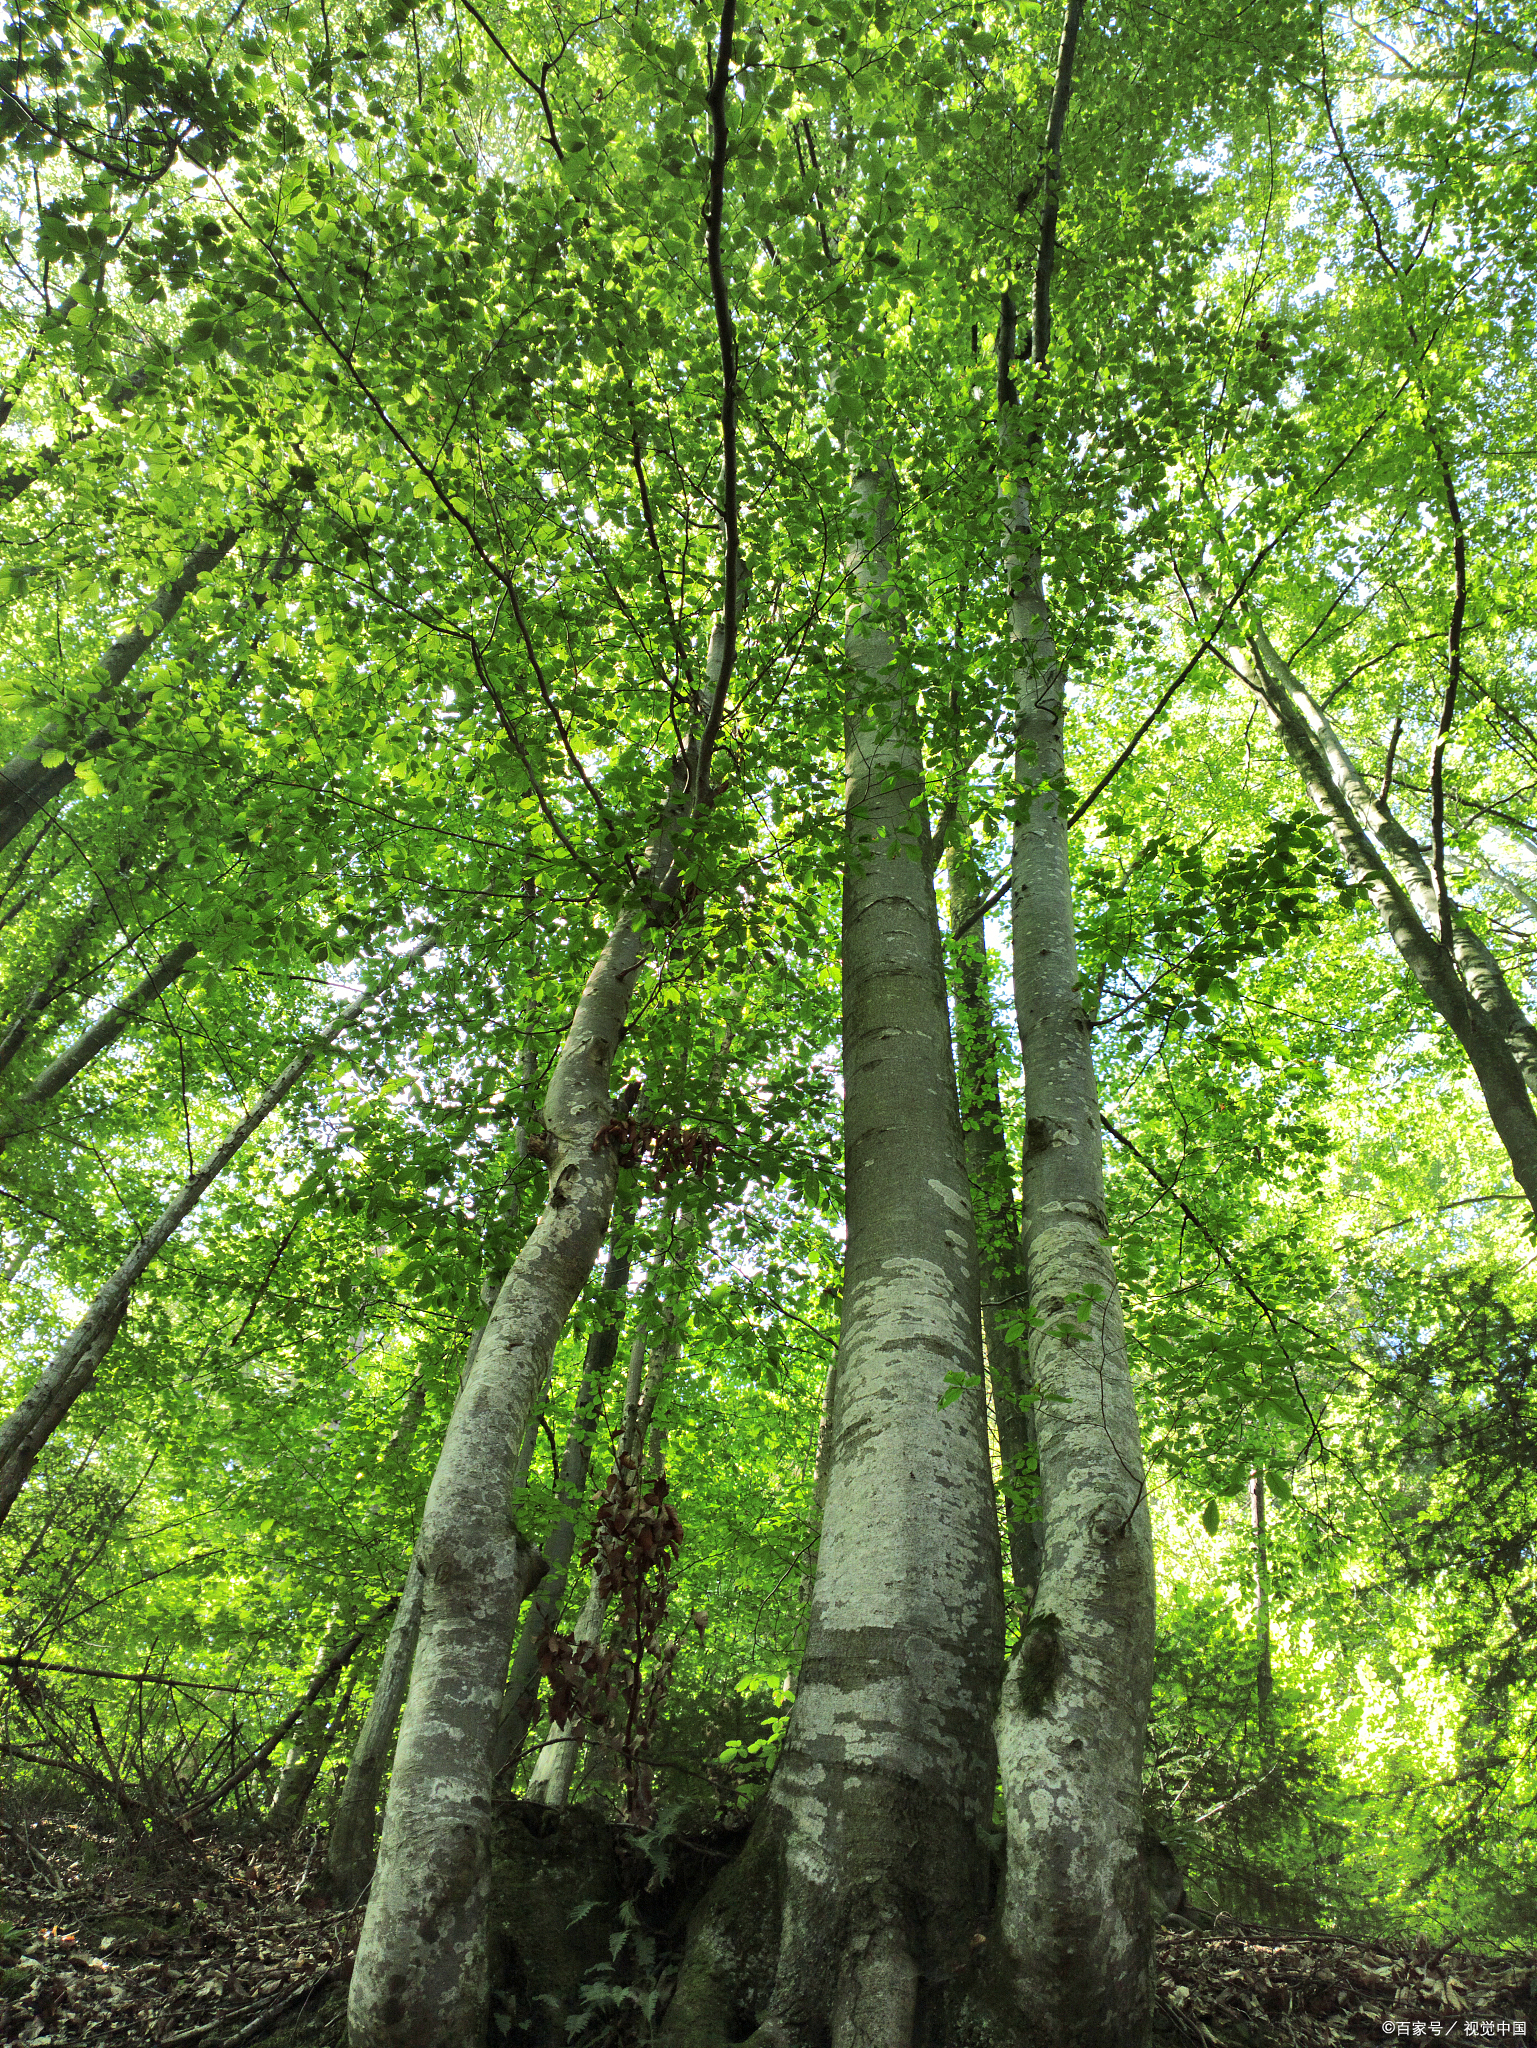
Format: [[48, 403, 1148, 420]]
[[1157, 1920, 1534, 2045], [0, 1815, 1529, 2046], [0, 1816, 352, 2045]]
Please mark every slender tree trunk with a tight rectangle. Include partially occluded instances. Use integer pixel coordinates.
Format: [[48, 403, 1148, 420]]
[[1246, 617, 1537, 1090], [524, 1573, 605, 1810], [177, 1604, 396, 1820], [326, 1536, 546, 1903], [524, 1274, 681, 1808], [348, 813, 702, 2048], [0, 932, 435, 1527], [0, 902, 103, 1078], [0, 1234, 38, 1291], [491, 1189, 639, 1781], [945, 835, 1039, 1597], [0, 937, 197, 1143], [0, 527, 241, 852], [664, 468, 1002, 2048], [986, 11, 1159, 2038], [1249, 1467, 1273, 1716], [326, 1559, 427, 1900], [1234, 626, 1537, 1211], [270, 1623, 353, 1829], [993, 459, 1157, 2038], [327, 1346, 528, 1903]]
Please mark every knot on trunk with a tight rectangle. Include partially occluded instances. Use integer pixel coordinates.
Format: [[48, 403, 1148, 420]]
[[1088, 1496, 1136, 1544]]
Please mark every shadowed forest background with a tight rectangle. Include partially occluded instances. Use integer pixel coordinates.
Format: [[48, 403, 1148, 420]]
[[0, 0, 1535, 2037]]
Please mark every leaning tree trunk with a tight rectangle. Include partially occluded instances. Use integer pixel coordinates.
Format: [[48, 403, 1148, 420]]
[[324, 1374, 432, 1901], [349, 5, 745, 2031], [0, 900, 103, 1079], [0, 936, 198, 1145], [348, 782, 712, 2048], [326, 1560, 426, 1900], [663, 467, 1002, 2048], [1231, 615, 1537, 1212], [269, 1622, 354, 1829], [0, 931, 435, 1527], [0, 527, 241, 852], [945, 833, 1039, 1597], [491, 1185, 640, 1783], [982, 8, 1159, 2039]]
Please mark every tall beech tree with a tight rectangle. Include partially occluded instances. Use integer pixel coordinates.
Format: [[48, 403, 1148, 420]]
[[3, 0, 1537, 2039]]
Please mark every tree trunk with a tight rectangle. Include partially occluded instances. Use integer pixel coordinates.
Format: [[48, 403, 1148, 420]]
[[1234, 625, 1537, 1212], [0, 528, 241, 852], [0, 901, 103, 1078], [173, 1605, 394, 1821], [326, 1558, 427, 1900], [0, 931, 435, 1528], [991, 449, 1157, 2039], [944, 835, 1039, 1597], [524, 1287, 681, 1808], [1246, 617, 1537, 1091], [0, 937, 197, 1142], [347, 833, 700, 2048], [270, 1623, 353, 1830], [491, 1191, 639, 1782], [351, 4, 745, 2023], [663, 467, 1002, 2048], [1249, 1467, 1272, 1716], [326, 1535, 546, 1904], [524, 1573, 605, 1810], [986, 10, 1159, 2029]]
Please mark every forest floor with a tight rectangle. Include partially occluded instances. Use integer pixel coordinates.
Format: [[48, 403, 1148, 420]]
[[0, 1811, 1527, 2047]]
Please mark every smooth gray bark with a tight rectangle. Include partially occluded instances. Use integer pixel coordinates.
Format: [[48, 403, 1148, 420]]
[[945, 835, 1039, 1597], [350, 10, 743, 2024], [324, 1377, 429, 1901], [0, 528, 241, 852], [348, 790, 706, 2048], [995, 441, 1157, 2039], [0, 932, 435, 1528], [666, 471, 1003, 2047], [989, 11, 1159, 2036], [326, 1557, 426, 1901], [326, 1534, 545, 1903]]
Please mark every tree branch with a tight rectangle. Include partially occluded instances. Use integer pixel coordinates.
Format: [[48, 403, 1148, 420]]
[[698, 0, 742, 796]]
